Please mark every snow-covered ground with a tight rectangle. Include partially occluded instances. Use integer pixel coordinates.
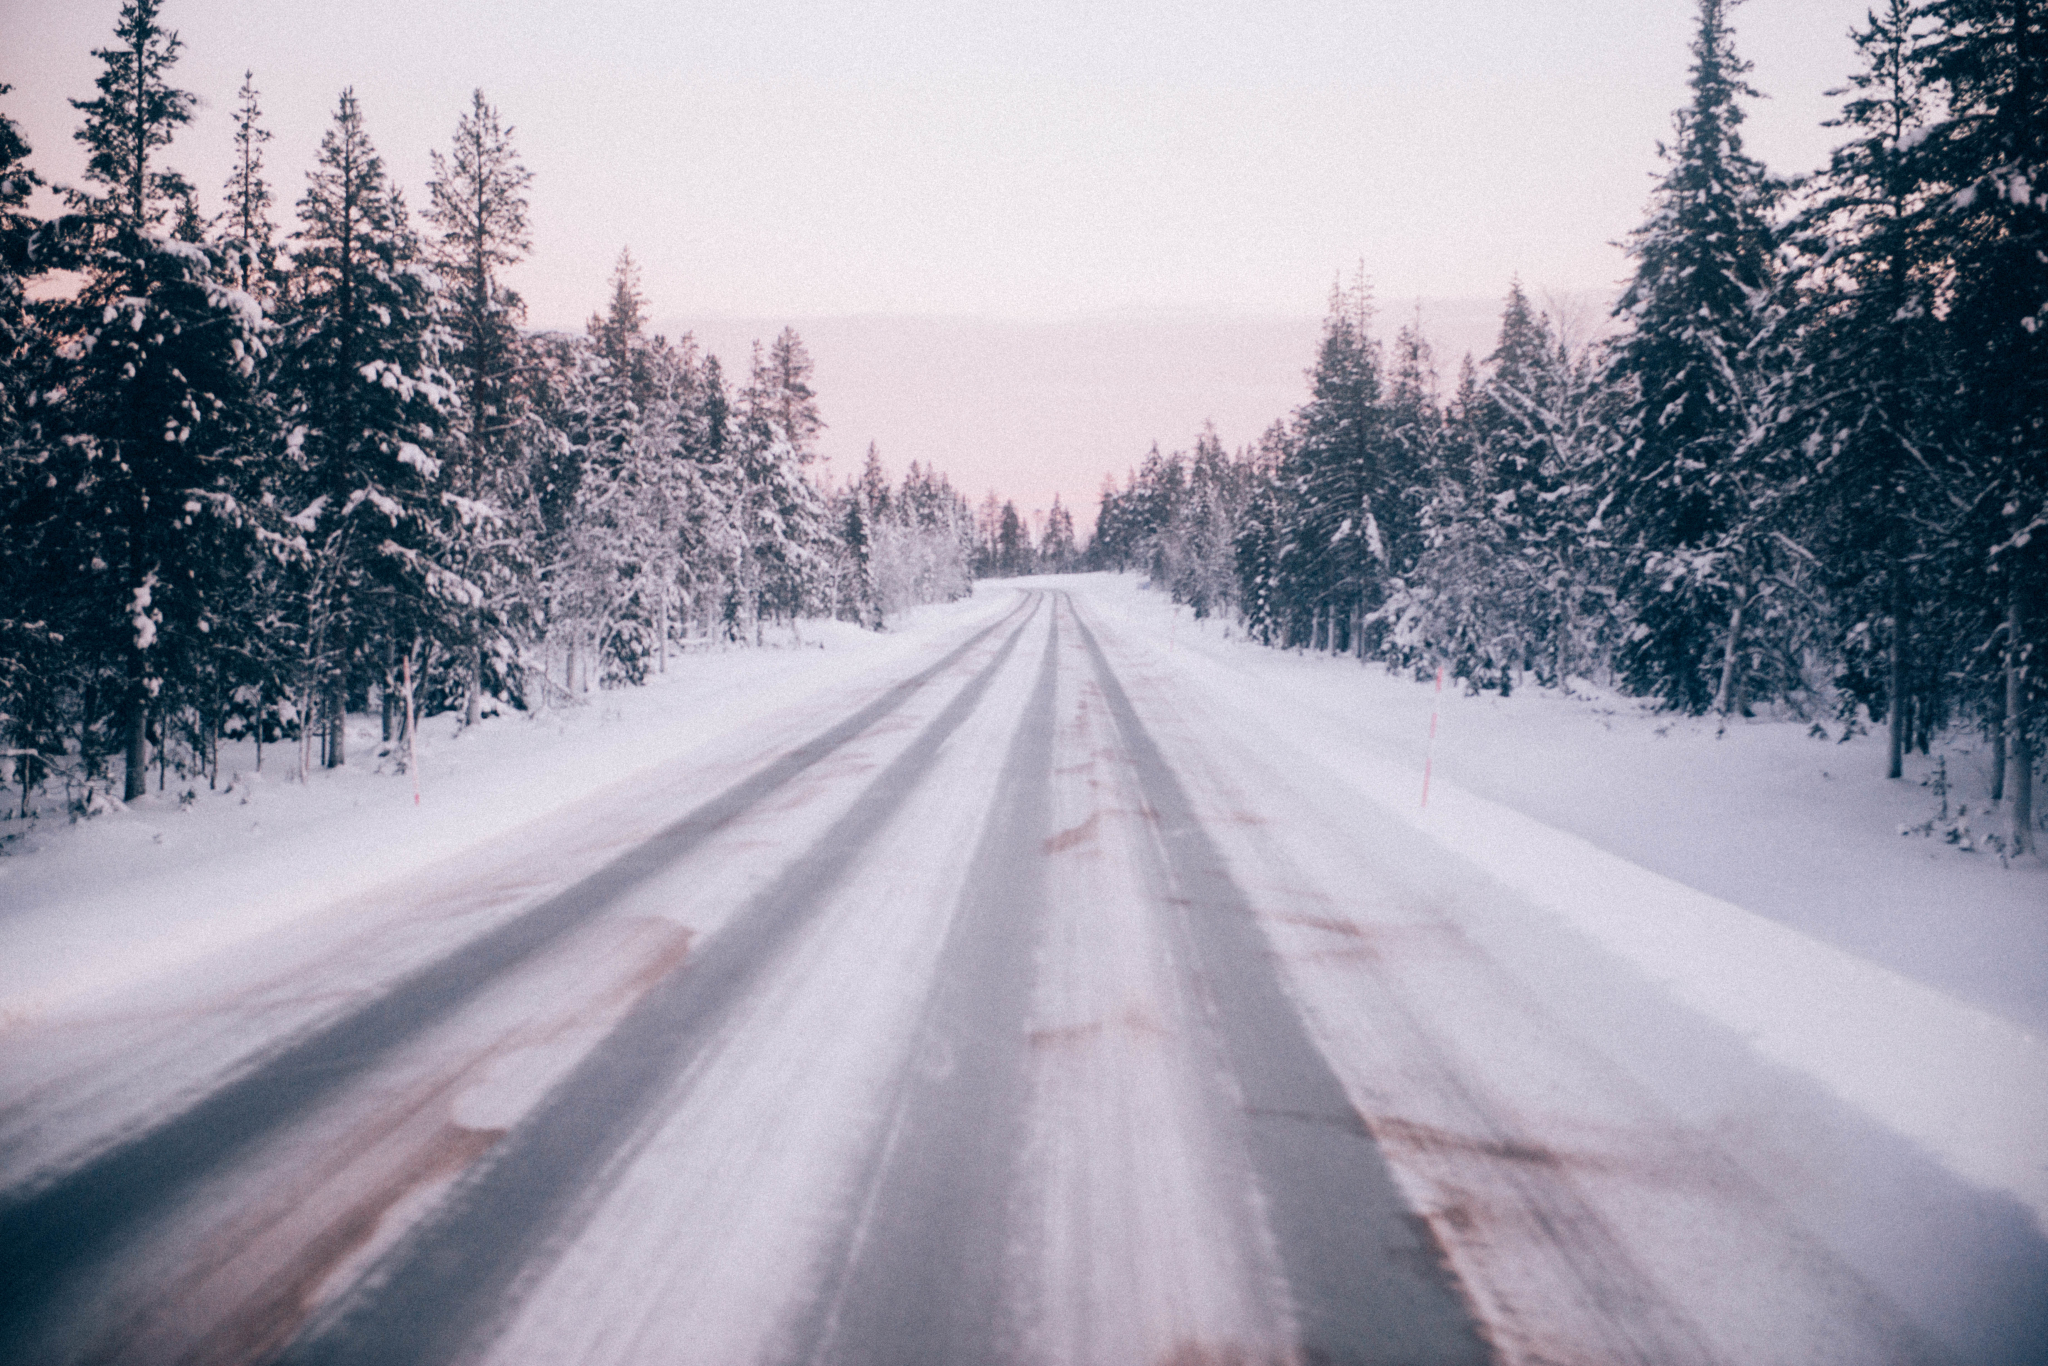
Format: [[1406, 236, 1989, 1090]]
[[9, 574, 2035, 1037], [1, 573, 2042, 1364], [0, 610, 980, 1021]]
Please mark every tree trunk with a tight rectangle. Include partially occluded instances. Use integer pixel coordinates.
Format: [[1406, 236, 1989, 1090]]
[[465, 640, 483, 727], [381, 637, 397, 743], [327, 682, 346, 769], [1714, 592, 1747, 717], [123, 658, 148, 802], [1884, 561, 1905, 777], [2009, 584, 2032, 856], [1556, 579, 1576, 692], [1990, 655, 2007, 802], [124, 501, 149, 799]]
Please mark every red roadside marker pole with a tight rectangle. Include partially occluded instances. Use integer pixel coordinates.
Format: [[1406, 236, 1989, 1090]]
[[1421, 666, 1442, 808]]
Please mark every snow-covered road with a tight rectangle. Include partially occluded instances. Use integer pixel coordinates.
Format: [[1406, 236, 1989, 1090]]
[[1, 583, 2043, 1364]]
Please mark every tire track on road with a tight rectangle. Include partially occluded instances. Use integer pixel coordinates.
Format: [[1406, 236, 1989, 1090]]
[[1072, 603, 1493, 1366], [1122, 633, 1935, 1366], [279, 594, 1047, 1366], [792, 594, 1064, 1366], [0, 595, 1035, 1363]]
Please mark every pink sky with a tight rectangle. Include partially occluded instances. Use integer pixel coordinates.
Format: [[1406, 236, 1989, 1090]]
[[4, 0, 1873, 528]]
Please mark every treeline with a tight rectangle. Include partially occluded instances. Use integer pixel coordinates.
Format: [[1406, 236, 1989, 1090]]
[[0, 0, 975, 810], [966, 492, 1080, 579], [1089, 0, 2045, 853]]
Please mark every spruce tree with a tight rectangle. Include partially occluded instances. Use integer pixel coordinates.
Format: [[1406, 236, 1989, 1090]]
[[1791, 0, 1952, 777], [997, 501, 1029, 576], [1042, 493, 1077, 574], [736, 333, 826, 632], [217, 72, 277, 296], [1910, 0, 2047, 849], [588, 247, 655, 407], [1276, 271, 1386, 650], [1394, 290, 1570, 691], [427, 89, 530, 720], [0, 88, 56, 807], [65, 0, 194, 232], [429, 89, 532, 460], [0, 85, 40, 435], [36, 1, 276, 801], [279, 90, 462, 769], [1474, 280, 1555, 498], [1607, 0, 1782, 713], [846, 442, 890, 625]]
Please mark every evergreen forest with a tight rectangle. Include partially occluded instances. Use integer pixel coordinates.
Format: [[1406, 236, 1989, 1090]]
[[0, 0, 979, 809], [1, 0, 2043, 858], [1085, 0, 2045, 854]]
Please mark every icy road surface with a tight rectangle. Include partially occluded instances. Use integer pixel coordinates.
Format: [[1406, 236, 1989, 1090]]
[[1, 585, 2044, 1365]]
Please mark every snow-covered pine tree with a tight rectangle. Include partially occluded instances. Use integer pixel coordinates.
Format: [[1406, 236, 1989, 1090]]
[[1041, 493, 1077, 575], [1908, 0, 2048, 850], [219, 72, 277, 296], [1166, 427, 1247, 618], [0, 86, 61, 809], [63, 0, 194, 233], [871, 459, 972, 612], [523, 257, 658, 692], [1787, 0, 1954, 777], [840, 443, 888, 626], [613, 334, 719, 679], [1371, 315, 1445, 661], [680, 347, 743, 639], [643, 333, 729, 661], [1229, 423, 1291, 643], [279, 89, 463, 770], [762, 326, 824, 460], [427, 89, 530, 720], [429, 90, 531, 458], [835, 478, 872, 626], [996, 500, 1031, 576], [1473, 281, 1555, 499], [1508, 305, 1621, 688], [0, 84, 39, 447], [34, 0, 276, 801], [1275, 271, 1386, 651], [1607, 0, 1783, 714], [1135, 444, 1186, 586], [589, 247, 655, 408], [1388, 290, 1559, 691], [735, 331, 827, 635]]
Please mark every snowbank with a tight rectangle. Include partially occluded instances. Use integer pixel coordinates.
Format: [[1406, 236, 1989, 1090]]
[[0, 601, 999, 1020]]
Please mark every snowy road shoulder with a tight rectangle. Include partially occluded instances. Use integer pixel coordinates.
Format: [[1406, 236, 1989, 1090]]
[[1410, 775, 2048, 1236]]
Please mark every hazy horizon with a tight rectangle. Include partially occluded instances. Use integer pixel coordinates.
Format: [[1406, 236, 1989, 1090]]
[[650, 291, 1619, 535]]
